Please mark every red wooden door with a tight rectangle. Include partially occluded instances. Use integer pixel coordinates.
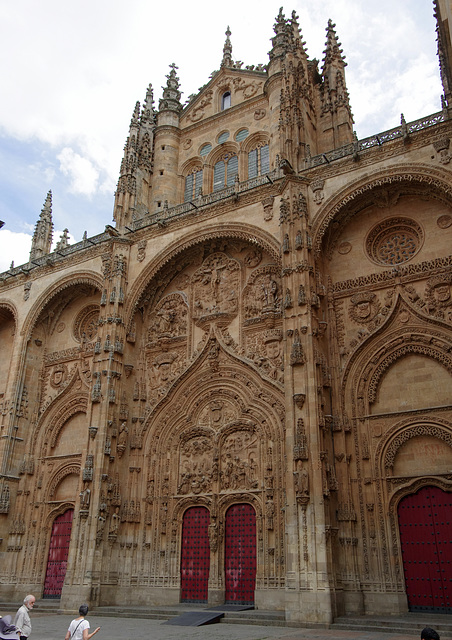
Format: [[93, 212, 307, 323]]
[[225, 503, 256, 604], [43, 509, 73, 598], [398, 486, 452, 612], [180, 506, 210, 602]]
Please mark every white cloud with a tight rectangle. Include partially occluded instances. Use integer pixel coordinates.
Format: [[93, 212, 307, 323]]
[[0, 230, 32, 273], [57, 147, 99, 196]]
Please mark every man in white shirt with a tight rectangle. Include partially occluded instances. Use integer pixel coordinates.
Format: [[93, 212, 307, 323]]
[[14, 594, 35, 640]]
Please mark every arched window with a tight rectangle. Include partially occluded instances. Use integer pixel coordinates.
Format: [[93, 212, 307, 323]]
[[184, 167, 203, 201], [213, 154, 238, 191], [221, 91, 231, 110], [248, 143, 270, 178]]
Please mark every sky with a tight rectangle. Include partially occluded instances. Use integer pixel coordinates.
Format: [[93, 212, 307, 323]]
[[0, 0, 443, 273]]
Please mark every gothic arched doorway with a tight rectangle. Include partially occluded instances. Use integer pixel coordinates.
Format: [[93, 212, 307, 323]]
[[180, 506, 210, 602], [398, 486, 452, 612], [225, 503, 256, 604], [43, 509, 74, 598]]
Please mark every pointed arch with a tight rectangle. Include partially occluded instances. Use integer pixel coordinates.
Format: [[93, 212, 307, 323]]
[[312, 164, 452, 257], [341, 292, 452, 418], [20, 271, 103, 340], [124, 223, 281, 332]]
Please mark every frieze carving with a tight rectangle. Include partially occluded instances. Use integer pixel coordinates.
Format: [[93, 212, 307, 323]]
[[332, 255, 452, 294]]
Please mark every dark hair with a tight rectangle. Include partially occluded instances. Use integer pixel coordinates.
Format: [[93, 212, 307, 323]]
[[79, 604, 89, 617], [421, 628, 440, 640]]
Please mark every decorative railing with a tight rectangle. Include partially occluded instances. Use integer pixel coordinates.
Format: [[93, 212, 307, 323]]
[[0, 109, 448, 279]]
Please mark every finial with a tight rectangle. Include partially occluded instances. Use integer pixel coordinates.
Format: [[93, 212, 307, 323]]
[[221, 26, 233, 68]]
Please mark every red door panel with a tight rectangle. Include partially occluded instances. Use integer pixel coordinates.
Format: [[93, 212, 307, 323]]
[[180, 507, 210, 602], [398, 486, 452, 612], [43, 509, 73, 598], [225, 503, 256, 604]]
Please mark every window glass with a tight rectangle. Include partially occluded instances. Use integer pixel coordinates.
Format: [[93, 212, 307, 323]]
[[200, 143, 212, 157], [247, 144, 269, 178], [226, 155, 238, 185], [235, 128, 249, 141], [248, 149, 258, 179], [213, 160, 225, 191], [184, 169, 203, 201], [221, 92, 231, 110], [260, 145, 270, 174], [218, 131, 230, 144], [184, 173, 194, 202]]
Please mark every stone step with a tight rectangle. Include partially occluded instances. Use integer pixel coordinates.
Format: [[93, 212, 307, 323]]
[[332, 615, 452, 638]]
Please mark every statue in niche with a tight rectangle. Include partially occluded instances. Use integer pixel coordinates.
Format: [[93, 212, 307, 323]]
[[109, 507, 120, 535], [208, 517, 219, 552], [117, 422, 128, 458], [79, 483, 91, 507], [266, 497, 275, 530], [192, 252, 239, 322]]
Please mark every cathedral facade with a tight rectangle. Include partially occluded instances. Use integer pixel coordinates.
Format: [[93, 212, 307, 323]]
[[0, 2, 451, 624]]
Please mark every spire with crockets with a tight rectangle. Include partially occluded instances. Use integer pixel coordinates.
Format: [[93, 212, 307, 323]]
[[29, 190, 54, 261]]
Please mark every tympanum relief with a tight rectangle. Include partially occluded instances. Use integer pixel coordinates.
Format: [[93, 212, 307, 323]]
[[140, 245, 283, 408]]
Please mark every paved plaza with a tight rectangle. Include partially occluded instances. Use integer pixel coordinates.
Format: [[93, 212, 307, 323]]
[[0, 608, 437, 640]]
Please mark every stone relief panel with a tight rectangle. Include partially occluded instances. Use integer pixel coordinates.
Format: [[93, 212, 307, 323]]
[[145, 346, 187, 407], [191, 252, 240, 326], [220, 429, 259, 491], [243, 265, 282, 323], [147, 293, 188, 343], [245, 327, 284, 382], [178, 435, 214, 495]]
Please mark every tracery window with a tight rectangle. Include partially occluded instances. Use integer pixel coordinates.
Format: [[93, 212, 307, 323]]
[[213, 154, 238, 191], [248, 143, 270, 178], [184, 167, 203, 201]]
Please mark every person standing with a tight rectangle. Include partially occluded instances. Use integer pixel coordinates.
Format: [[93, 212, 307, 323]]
[[14, 594, 35, 640], [65, 604, 100, 640]]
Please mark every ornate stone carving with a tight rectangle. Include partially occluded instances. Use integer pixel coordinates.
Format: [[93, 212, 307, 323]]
[[366, 217, 423, 266], [191, 252, 239, 326], [349, 291, 381, 324]]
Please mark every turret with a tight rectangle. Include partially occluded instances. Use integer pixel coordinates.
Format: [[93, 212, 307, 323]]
[[113, 85, 156, 230], [151, 64, 182, 212], [435, 0, 452, 109], [29, 191, 53, 261], [319, 19, 354, 149]]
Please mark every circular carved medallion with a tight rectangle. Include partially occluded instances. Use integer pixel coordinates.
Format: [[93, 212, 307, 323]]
[[338, 241, 352, 255], [437, 214, 452, 229], [366, 217, 423, 266], [73, 305, 100, 343]]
